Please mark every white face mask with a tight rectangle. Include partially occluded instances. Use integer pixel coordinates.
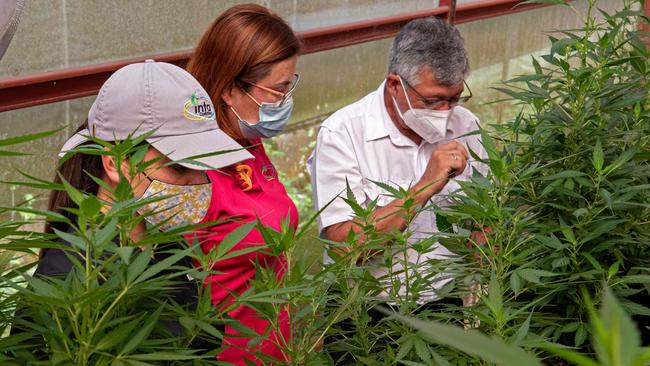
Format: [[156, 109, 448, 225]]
[[391, 77, 453, 144]]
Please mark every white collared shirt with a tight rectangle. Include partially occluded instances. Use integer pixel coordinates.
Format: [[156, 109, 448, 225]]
[[307, 81, 488, 302]]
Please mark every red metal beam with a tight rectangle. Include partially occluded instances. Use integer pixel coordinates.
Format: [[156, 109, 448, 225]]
[[0, 50, 193, 112], [0, 0, 546, 113], [298, 7, 448, 54]]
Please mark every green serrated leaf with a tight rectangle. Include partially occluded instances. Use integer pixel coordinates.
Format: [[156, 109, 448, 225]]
[[510, 272, 523, 297], [540, 170, 586, 181], [597, 288, 641, 365], [216, 221, 256, 258], [512, 313, 533, 345], [592, 139, 604, 172], [389, 310, 543, 366], [488, 271, 503, 318], [119, 307, 162, 356], [0, 128, 62, 148], [604, 146, 639, 175]]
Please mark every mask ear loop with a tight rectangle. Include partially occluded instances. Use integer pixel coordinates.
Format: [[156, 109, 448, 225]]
[[229, 104, 245, 120], [136, 170, 156, 197], [228, 84, 261, 127], [391, 76, 415, 122], [243, 87, 285, 109], [230, 104, 256, 130], [141, 171, 154, 183], [397, 76, 417, 112], [241, 88, 263, 107], [391, 96, 407, 121]]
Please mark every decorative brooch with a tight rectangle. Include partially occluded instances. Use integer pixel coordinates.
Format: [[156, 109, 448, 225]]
[[235, 164, 253, 191]]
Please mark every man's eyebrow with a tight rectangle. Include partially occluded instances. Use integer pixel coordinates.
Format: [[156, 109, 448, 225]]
[[423, 91, 463, 100]]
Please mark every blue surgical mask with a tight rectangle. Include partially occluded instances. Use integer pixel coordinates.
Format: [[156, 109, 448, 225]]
[[232, 94, 294, 140]]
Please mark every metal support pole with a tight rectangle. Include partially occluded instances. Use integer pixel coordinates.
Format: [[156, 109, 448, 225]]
[[641, 0, 649, 46], [449, 0, 458, 25]]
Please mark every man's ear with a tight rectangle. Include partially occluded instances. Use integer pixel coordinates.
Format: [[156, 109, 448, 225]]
[[101, 155, 132, 186], [385, 74, 402, 98]]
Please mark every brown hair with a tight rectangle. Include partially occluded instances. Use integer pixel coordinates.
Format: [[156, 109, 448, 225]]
[[186, 3, 300, 143], [45, 121, 104, 236]]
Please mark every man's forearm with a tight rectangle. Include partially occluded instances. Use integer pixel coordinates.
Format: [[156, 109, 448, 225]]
[[324, 182, 437, 243]]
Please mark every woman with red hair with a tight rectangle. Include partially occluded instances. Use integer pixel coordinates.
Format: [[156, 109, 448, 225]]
[[186, 4, 301, 364]]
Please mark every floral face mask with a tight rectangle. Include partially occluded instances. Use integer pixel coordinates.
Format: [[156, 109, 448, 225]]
[[136, 178, 212, 232]]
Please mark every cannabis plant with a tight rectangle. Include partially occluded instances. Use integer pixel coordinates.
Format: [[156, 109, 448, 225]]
[[230, 1, 650, 364], [436, 0, 650, 359], [0, 134, 259, 365]]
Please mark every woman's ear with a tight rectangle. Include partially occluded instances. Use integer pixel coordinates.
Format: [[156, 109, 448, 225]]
[[101, 155, 130, 186], [221, 83, 235, 107]]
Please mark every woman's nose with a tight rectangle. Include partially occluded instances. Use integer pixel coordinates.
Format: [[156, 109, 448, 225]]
[[188, 171, 209, 184]]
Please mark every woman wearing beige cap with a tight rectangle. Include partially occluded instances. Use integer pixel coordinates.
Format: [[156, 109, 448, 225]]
[[27, 60, 251, 350], [186, 4, 301, 365], [48, 58, 251, 247]]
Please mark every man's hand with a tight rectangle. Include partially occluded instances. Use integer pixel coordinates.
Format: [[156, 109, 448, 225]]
[[415, 141, 469, 197], [325, 142, 469, 246]]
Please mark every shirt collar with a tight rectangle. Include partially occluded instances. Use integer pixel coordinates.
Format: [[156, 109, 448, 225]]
[[364, 80, 417, 147]]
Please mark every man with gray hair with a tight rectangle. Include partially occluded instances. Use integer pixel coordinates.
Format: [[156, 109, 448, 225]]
[[308, 16, 487, 305]]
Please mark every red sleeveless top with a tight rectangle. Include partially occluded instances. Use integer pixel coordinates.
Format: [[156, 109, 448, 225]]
[[193, 142, 298, 365]]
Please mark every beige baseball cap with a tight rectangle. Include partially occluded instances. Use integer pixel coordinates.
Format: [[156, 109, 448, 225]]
[[59, 60, 253, 170]]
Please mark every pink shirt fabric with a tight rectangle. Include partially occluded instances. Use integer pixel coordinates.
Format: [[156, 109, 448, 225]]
[[191, 142, 298, 365]]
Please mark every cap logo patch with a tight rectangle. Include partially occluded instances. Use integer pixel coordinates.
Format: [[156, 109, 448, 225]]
[[183, 93, 215, 121]]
